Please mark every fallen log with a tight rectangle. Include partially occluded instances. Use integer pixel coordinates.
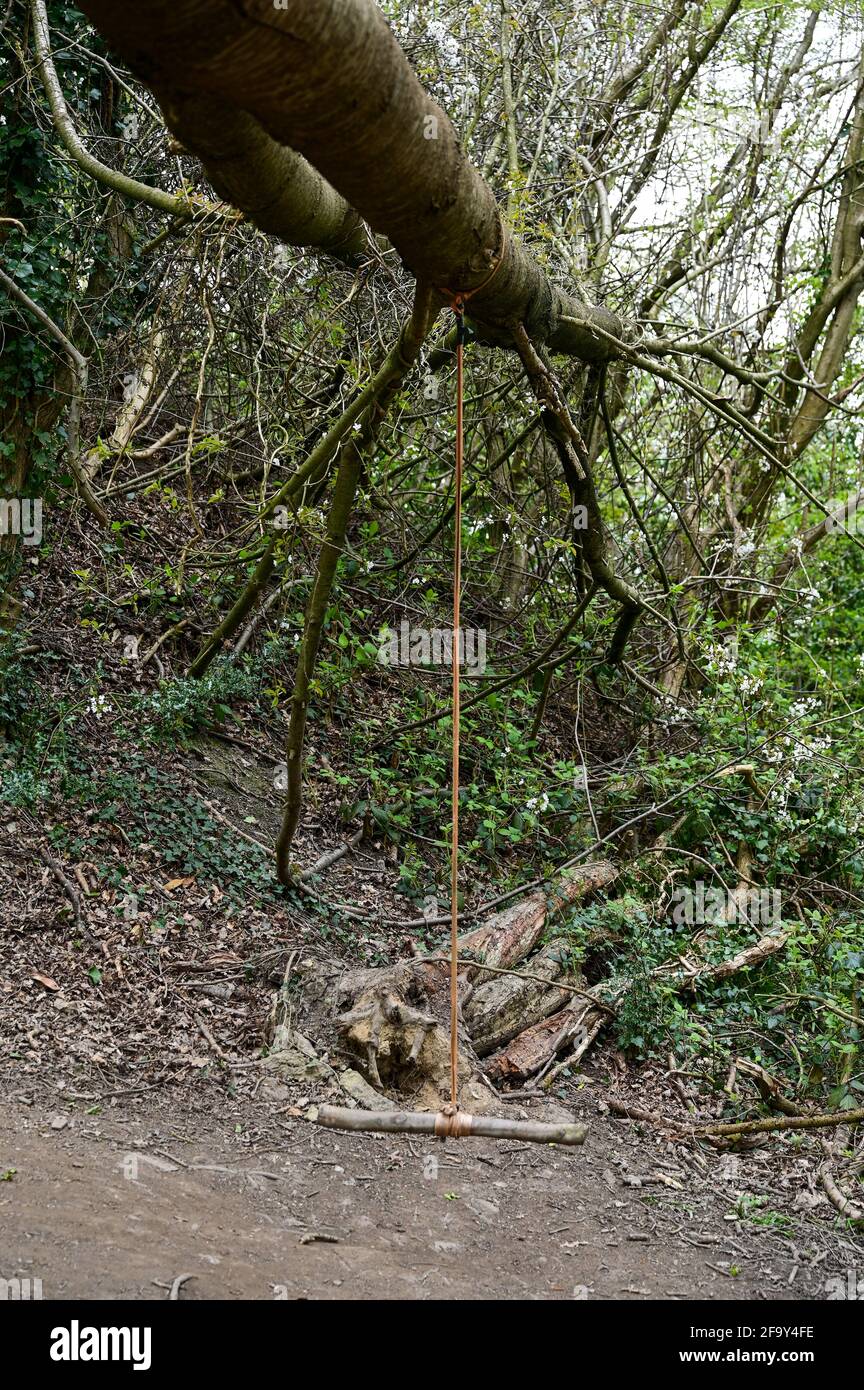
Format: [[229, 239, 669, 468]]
[[701, 1108, 864, 1137], [466, 943, 584, 1056], [485, 995, 597, 1084], [483, 930, 790, 1086], [267, 861, 616, 1110], [456, 859, 617, 974]]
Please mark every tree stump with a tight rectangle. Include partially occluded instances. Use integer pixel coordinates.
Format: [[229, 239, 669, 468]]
[[267, 861, 617, 1111]]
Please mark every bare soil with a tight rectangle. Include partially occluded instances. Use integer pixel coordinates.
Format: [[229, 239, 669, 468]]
[[1, 1075, 859, 1301]]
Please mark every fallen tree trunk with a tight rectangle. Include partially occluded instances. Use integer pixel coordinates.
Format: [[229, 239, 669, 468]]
[[485, 994, 598, 1085], [267, 861, 786, 1108], [466, 943, 583, 1057], [485, 930, 790, 1087], [455, 858, 617, 974], [158, 90, 366, 262], [677, 930, 789, 985], [267, 861, 616, 1111]]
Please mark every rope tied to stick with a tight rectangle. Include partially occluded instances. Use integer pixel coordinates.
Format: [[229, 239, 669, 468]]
[[448, 292, 465, 1110], [435, 1105, 474, 1139], [443, 226, 507, 1114]]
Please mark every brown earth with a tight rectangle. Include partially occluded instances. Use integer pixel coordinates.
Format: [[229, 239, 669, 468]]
[[1, 1076, 859, 1301], [1, 747, 861, 1302]]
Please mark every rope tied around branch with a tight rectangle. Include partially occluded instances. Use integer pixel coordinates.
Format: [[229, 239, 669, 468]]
[[436, 215, 509, 317], [434, 1104, 475, 1139]]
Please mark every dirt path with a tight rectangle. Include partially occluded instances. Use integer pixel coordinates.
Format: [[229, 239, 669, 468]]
[[0, 1085, 855, 1301]]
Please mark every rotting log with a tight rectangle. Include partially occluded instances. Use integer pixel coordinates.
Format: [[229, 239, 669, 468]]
[[484, 995, 597, 1085], [465, 942, 583, 1057], [484, 929, 791, 1087], [267, 861, 616, 1111], [458, 858, 617, 973]]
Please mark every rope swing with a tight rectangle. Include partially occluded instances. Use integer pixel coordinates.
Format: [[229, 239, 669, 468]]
[[318, 290, 587, 1148]]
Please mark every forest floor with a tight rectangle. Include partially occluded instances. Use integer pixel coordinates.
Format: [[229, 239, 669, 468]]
[[1, 607, 861, 1303], [1, 759, 862, 1302], [0, 1071, 859, 1302]]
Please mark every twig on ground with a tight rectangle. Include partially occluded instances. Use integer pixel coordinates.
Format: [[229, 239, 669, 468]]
[[168, 1274, 195, 1301]]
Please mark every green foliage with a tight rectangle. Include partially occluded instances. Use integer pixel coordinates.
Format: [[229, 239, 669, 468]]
[[2, 0, 863, 1132], [48, 757, 278, 907], [0, 638, 41, 735], [131, 660, 261, 742]]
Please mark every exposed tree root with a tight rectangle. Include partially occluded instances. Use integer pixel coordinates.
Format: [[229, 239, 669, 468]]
[[267, 863, 616, 1111], [266, 860, 798, 1124]]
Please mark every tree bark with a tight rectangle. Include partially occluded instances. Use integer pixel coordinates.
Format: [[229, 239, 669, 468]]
[[77, 0, 623, 360], [157, 90, 366, 262], [268, 863, 616, 1110]]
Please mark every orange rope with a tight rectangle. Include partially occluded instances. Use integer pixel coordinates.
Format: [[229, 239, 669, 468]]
[[449, 296, 465, 1109], [442, 247, 508, 1112], [437, 220, 508, 310]]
